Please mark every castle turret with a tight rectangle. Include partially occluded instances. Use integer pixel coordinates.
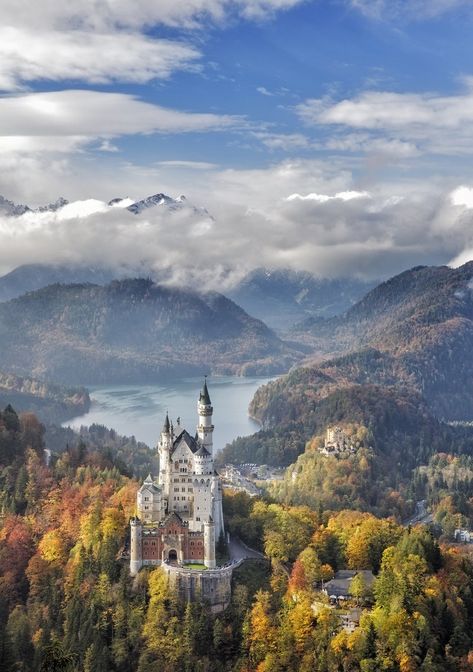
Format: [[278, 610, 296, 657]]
[[158, 412, 173, 491], [130, 518, 143, 576], [194, 445, 212, 475], [197, 378, 214, 457], [204, 519, 216, 569], [211, 476, 225, 540]]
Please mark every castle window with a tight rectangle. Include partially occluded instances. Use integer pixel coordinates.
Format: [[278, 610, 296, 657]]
[[144, 497, 149, 501], [196, 517, 200, 521], [181, 487, 185, 492], [144, 506, 149, 510], [174, 487, 179, 492]]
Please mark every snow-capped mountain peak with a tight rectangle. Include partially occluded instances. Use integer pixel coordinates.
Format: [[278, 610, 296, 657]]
[[0, 190, 212, 220], [126, 192, 178, 214]]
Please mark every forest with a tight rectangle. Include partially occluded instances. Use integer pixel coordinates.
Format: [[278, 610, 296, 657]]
[[2, 404, 473, 671]]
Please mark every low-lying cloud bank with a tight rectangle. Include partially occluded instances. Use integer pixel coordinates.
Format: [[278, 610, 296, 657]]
[[1, 178, 473, 288]]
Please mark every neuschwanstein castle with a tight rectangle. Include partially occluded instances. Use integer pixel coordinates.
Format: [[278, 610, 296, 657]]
[[130, 381, 232, 609]]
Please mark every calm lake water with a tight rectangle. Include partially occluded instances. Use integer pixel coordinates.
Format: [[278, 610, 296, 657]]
[[64, 376, 275, 450]]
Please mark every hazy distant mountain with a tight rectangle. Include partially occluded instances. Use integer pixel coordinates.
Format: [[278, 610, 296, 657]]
[[0, 264, 116, 303], [0, 278, 301, 384], [227, 268, 376, 331]]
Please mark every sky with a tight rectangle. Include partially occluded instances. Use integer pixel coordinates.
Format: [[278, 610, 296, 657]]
[[2, 0, 473, 284]]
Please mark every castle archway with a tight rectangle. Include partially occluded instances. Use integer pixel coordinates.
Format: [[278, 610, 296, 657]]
[[168, 549, 178, 565]]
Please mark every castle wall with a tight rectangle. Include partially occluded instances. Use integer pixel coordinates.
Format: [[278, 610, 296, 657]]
[[163, 564, 234, 614]]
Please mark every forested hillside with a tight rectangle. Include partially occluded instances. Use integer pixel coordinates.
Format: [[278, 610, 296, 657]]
[[0, 279, 301, 384], [290, 262, 473, 420], [1, 405, 473, 672], [1, 405, 473, 671], [0, 371, 89, 424]]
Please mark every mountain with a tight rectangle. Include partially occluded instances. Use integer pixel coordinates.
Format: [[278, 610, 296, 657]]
[[0, 264, 116, 303], [0, 278, 301, 384], [0, 195, 69, 216], [227, 268, 376, 331], [0, 195, 31, 216], [0, 190, 207, 219], [219, 262, 473, 472], [286, 262, 473, 419], [0, 370, 89, 424]]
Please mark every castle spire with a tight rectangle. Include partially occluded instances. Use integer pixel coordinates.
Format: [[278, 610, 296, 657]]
[[199, 376, 211, 406], [162, 412, 170, 434], [197, 377, 214, 456]]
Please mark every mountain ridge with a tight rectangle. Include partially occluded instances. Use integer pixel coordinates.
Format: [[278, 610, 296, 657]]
[[0, 278, 301, 384]]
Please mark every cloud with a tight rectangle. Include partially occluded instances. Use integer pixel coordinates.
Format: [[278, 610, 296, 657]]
[[286, 190, 370, 202], [252, 132, 311, 150], [1, 159, 473, 285], [296, 84, 473, 157], [0, 90, 243, 154], [450, 186, 473, 209], [0, 28, 201, 90], [0, 0, 305, 90], [0, 0, 306, 31], [155, 160, 219, 170], [348, 0, 471, 21], [257, 86, 275, 96]]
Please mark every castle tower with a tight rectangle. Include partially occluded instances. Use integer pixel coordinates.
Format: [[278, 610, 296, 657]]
[[204, 520, 216, 569], [197, 378, 214, 456], [211, 476, 225, 540], [158, 412, 173, 496], [130, 518, 143, 576]]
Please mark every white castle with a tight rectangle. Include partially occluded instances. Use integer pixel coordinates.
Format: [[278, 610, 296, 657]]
[[130, 379, 225, 575]]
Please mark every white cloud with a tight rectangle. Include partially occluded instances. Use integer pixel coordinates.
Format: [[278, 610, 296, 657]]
[[349, 0, 471, 21], [297, 85, 473, 157], [1, 157, 472, 284], [286, 190, 370, 202], [253, 132, 311, 150], [0, 0, 305, 90], [257, 86, 275, 96], [155, 160, 219, 169], [0, 0, 305, 31], [0, 90, 243, 154], [450, 186, 473, 209], [0, 28, 201, 90]]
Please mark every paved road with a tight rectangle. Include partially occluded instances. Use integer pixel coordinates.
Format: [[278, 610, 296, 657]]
[[229, 535, 266, 562], [404, 499, 434, 527]]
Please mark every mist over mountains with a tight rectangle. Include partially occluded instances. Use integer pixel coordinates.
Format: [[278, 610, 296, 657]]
[[2, 184, 473, 290]]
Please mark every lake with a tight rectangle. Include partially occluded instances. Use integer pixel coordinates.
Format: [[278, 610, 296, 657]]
[[63, 375, 275, 450]]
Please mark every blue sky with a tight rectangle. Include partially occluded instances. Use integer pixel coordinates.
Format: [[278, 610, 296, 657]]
[[2, 0, 473, 282]]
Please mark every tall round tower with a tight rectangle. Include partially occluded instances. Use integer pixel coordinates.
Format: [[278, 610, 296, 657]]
[[158, 412, 173, 497], [197, 378, 214, 456], [130, 518, 143, 576], [204, 520, 216, 569]]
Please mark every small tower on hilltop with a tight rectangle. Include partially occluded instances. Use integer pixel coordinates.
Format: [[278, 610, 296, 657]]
[[197, 377, 214, 456]]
